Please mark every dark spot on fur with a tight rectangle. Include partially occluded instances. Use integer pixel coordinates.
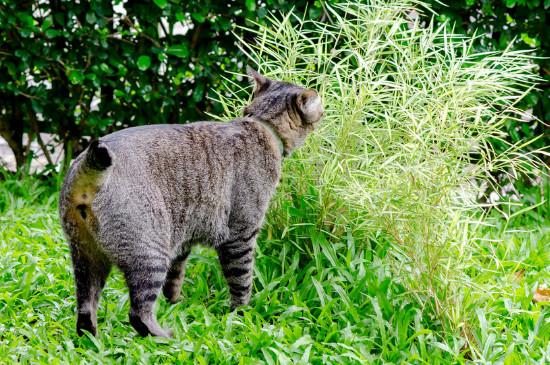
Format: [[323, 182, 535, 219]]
[[76, 204, 87, 219]]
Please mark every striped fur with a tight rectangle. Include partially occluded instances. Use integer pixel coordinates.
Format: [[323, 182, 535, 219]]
[[59, 68, 323, 337]]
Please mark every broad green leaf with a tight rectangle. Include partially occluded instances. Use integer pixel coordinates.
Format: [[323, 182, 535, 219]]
[[68, 70, 85, 84], [137, 55, 151, 71], [99, 63, 112, 74], [527, 0, 541, 8], [85, 12, 97, 24], [5, 62, 17, 78], [520, 32, 538, 47], [16, 12, 34, 28], [45, 29, 59, 39], [505, 0, 517, 7], [192, 83, 205, 102], [245, 0, 256, 12], [175, 11, 185, 22], [191, 12, 206, 23], [14, 49, 29, 61], [153, 0, 167, 9], [41, 16, 53, 31]]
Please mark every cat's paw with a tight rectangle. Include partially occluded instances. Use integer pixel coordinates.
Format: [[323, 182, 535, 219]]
[[129, 312, 173, 338], [76, 312, 97, 336]]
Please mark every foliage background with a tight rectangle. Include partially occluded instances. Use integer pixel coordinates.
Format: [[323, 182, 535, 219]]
[[1, 0, 548, 171], [0, 0, 326, 169]]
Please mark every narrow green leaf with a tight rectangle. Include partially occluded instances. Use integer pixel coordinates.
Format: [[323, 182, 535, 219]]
[[166, 44, 189, 58]]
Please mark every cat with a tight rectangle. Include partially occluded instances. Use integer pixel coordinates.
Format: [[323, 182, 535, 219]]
[[59, 67, 324, 338]]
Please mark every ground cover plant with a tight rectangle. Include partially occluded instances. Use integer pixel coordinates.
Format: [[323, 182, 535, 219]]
[[0, 164, 548, 364], [1, 1, 549, 364]]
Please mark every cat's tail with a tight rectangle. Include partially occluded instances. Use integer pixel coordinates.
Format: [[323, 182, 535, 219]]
[[83, 140, 113, 172], [60, 140, 114, 225], [73, 140, 113, 195]]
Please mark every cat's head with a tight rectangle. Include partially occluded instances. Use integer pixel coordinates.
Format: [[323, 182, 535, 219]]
[[243, 67, 324, 156]]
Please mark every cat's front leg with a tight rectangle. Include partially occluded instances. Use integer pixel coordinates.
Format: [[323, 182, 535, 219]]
[[216, 229, 258, 309]]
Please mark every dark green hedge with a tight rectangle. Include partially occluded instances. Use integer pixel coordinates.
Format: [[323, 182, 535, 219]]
[[0, 0, 327, 169]]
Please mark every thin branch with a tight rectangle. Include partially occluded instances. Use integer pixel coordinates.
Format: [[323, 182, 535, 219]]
[[190, 23, 203, 50], [29, 112, 54, 166], [16, 91, 39, 100], [159, 18, 170, 42], [123, 16, 162, 48], [24, 128, 34, 159], [107, 34, 136, 45]]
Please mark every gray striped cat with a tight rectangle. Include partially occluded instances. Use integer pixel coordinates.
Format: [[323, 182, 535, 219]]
[[59, 67, 324, 338]]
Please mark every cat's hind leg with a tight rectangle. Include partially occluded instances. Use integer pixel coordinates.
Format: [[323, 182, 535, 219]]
[[70, 240, 111, 336], [163, 248, 190, 304], [117, 243, 173, 338]]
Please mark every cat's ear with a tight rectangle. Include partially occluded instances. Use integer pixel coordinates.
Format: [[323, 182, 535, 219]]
[[296, 89, 323, 123], [247, 66, 271, 96]]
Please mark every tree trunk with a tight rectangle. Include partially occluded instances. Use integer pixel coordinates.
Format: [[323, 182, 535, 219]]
[[0, 95, 26, 170], [0, 120, 24, 170]]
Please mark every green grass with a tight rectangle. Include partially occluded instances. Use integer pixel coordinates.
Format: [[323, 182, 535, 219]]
[[1, 1, 549, 363], [0, 174, 548, 364]]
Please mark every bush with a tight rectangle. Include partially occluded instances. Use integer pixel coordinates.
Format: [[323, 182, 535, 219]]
[[215, 0, 546, 357], [430, 0, 550, 125], [426, 0, 550, 156], [0, 0, 328, 170]]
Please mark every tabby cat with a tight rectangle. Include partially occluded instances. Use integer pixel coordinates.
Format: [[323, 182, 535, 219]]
[[59, 67, 323, 337]]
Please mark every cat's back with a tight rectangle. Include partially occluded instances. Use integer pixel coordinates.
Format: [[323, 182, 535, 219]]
[[101, 122, 234, 152], [99, 122, 237, 177]]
